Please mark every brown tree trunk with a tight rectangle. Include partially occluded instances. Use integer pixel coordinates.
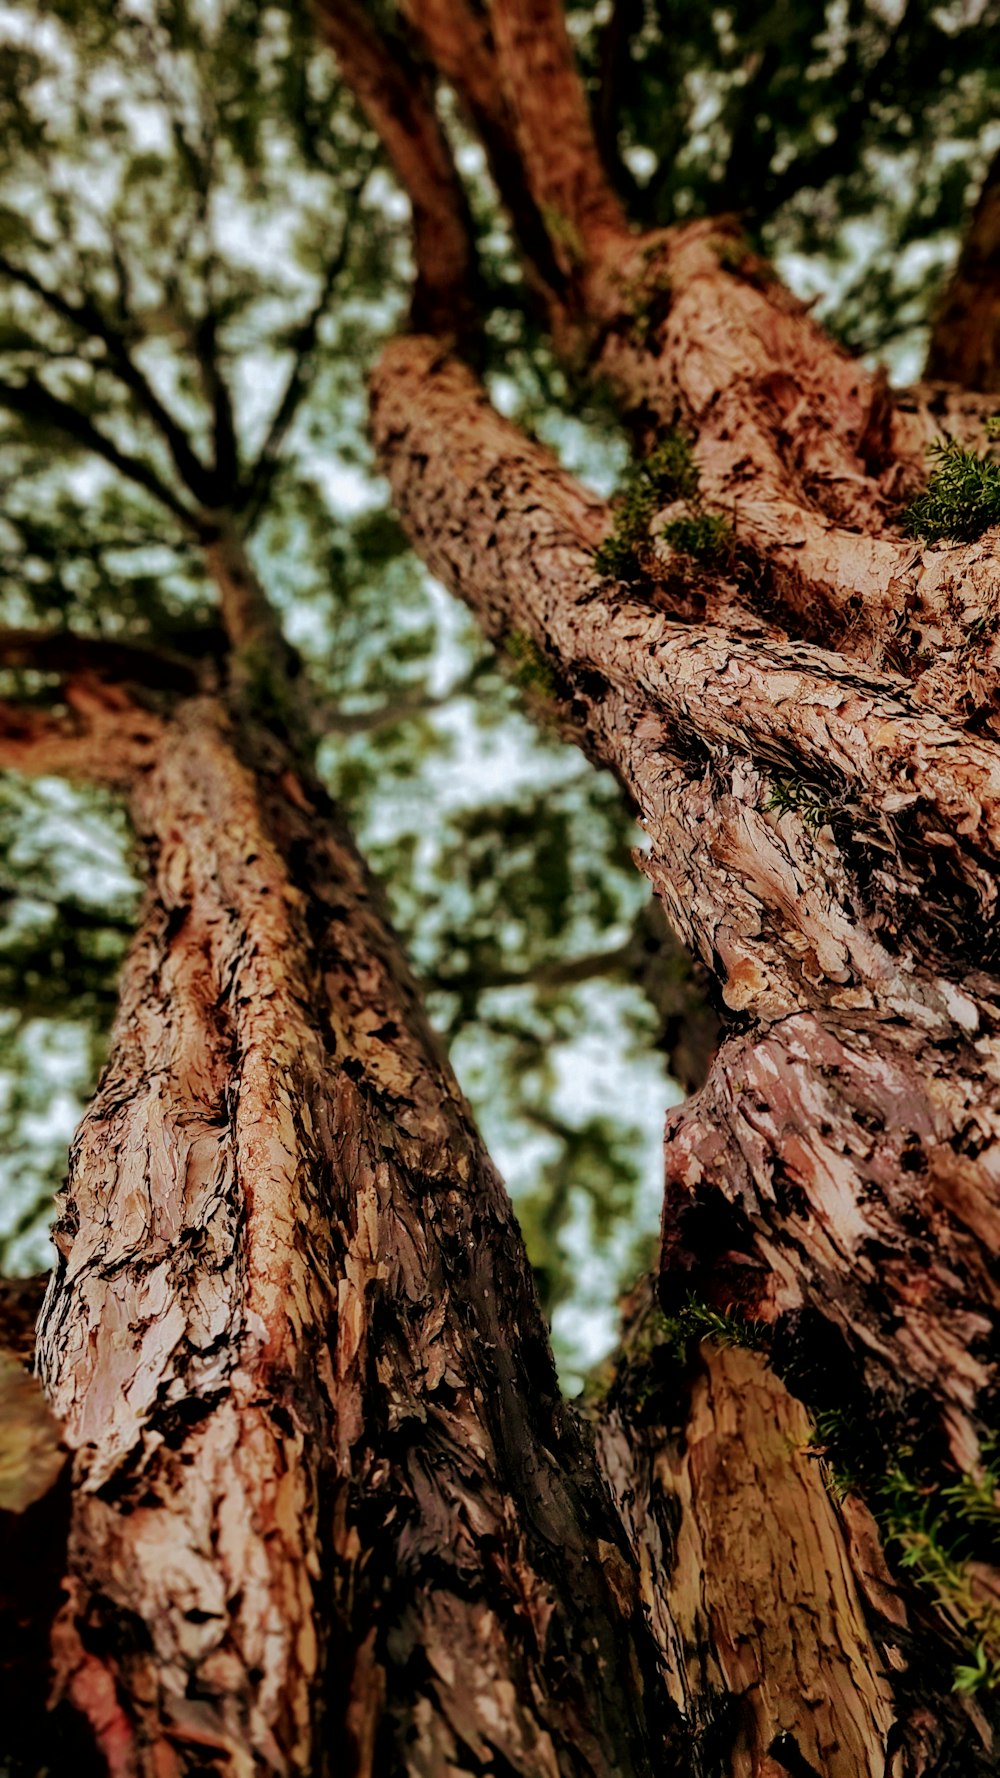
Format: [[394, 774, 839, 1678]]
[[6, 1, 1000, 1769], [927, 148, 1000, 394], [28, 689, 664, 1777], [369, 334, 999, 1771], [337, 5, 1000, 1763]]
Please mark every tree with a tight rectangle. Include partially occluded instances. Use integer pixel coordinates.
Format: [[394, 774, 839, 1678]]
[[1, 1, 1000, 1774]]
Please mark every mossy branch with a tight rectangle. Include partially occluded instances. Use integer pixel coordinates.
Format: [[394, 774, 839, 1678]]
[[593, 432, 734, 581]]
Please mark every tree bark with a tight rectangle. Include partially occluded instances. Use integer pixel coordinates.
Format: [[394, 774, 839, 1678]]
[[592, 1281, 994, 1778], [34, 692, 663, 1777], [927, 148, 1000, 394], [371, 337, 1000, 1468]]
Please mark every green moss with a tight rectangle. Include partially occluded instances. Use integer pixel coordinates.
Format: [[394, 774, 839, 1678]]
[[811, 1406, 1000, 1697], [594, 430, 727, 582], [504, 628, 558, 698], [901, 435, 1000, 544], [662, 511, 735, 567]]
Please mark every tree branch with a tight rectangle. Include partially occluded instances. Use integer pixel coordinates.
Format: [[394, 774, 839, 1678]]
[[240, 167, 371, 526], [0, 628, 201, 692], [314, 0, 480, 341], [483, 0, 628, 279], [0, 254, 220, 506], [0, 374, 197, 529], [0, 679, 165, 784], [400, 0, 569, 306], [591, 0, 645, 213], [926, 145, 1000, 393], [192, 307, 240, 500]]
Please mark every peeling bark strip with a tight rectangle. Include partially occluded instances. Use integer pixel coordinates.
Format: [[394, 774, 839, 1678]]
[[37, 696, 661, 1777], [597, 1344, 902, 1778], [370, 337, 1000, 1469]]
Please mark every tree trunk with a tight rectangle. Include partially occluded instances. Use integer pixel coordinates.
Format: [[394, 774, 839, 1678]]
[[371, 338, 1000, 1446], [33, 693, 661, 1776], [7, 2, 1000, 1770], [926, 148, 1000, 395], [344, 4, 1000, 1763]]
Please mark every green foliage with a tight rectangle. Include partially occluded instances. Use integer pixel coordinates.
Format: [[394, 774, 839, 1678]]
[[570, 0, 998, 370], [666, 1295, 769, 1355], [880, 1442, 1000, 1696], [662, 512, 735, 567], [809, 1396, 1000, 1697], [901, 437, 1000, 545]]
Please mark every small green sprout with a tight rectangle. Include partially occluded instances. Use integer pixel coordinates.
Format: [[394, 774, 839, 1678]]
[[765, 777, 833, 829], [901, 435, 1000, 544], [662, 511, 735, 567]]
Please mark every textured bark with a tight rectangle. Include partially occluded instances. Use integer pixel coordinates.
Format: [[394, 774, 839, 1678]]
[[581, 224, 1000, 730], [35, 694, 662, 1777], [370, 339, 1000, 1476], [927, 148, 1000, 394], [395, 0, 1000, 723], [593, 1296, 993, 1778]]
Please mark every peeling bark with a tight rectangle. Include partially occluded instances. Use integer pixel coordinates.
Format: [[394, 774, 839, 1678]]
[[594, 1302, 993, 1777], [36, 695, 662, 1777], [370, 336, 1000, 1473], [581, 224, 1000, 726]]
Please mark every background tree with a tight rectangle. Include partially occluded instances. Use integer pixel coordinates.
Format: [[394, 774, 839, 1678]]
[[0, 0, 999, 1773]]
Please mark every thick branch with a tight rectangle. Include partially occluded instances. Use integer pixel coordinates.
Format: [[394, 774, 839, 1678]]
[[584, 223, 1000, 726], [400, 0, 569, 306], [38, 697, 664, 1774], [371, 333, 1000, 1464], [314, 0, 478, 340], [484, 0, 628, 277], [200, 524, 293, 675], [0, 679, 165, 784], [926, 147, 1000, 393]]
